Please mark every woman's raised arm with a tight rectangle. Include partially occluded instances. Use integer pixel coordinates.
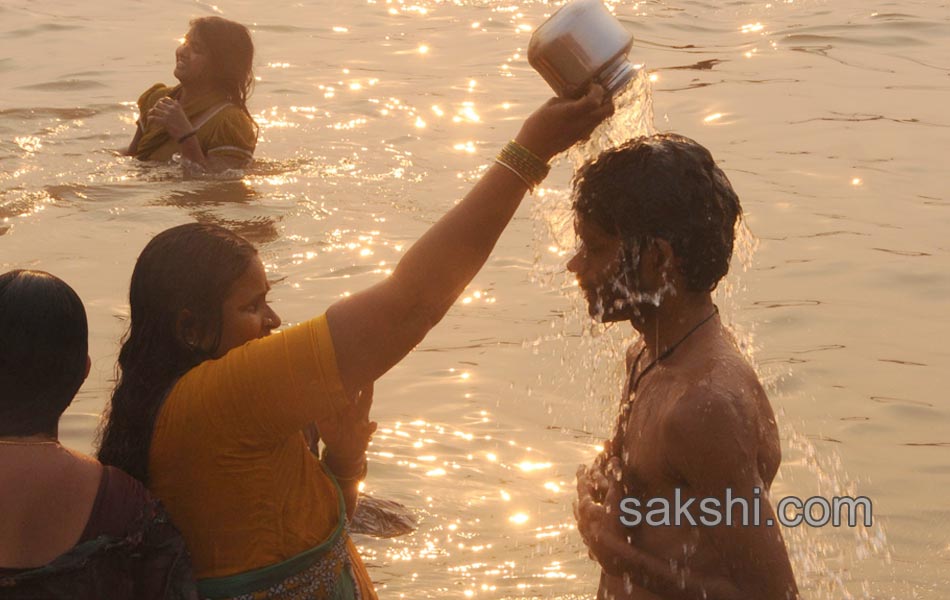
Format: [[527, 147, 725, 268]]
[[326, 86, 613, 397]]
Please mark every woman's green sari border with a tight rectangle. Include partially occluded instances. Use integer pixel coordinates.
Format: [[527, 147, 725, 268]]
[[195, 462, 350, 599]]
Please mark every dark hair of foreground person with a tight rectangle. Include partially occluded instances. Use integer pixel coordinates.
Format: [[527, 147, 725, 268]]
[[0, 270, 88, 437], [0, 270, 196, 600]]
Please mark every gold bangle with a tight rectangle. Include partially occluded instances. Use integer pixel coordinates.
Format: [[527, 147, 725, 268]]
[[495, 157, 533, 189], [322, 450, 368, 480], [502, 145, 548, 184], [326, 459, 368, 482], [508, 140, 547, 167], [495, 140, 550, 191]]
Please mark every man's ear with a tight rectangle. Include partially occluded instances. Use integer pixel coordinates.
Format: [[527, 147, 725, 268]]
[[653, 239, 688, 293], [640, 238, 679, 293], [653, 239, 676, 273]]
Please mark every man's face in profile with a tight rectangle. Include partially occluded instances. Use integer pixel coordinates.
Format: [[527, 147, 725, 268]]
[[567, 216, 637, 323]]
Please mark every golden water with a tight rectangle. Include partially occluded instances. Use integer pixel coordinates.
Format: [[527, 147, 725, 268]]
[[2, 0, 948, 597]]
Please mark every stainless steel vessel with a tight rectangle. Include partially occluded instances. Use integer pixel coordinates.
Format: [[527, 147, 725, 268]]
[[527, 0, 636, 99]]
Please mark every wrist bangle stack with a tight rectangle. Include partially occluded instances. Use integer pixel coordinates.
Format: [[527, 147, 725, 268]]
[[177, 129, 198, 144], [325, 459, 368, 483], [495, 140, 550, 191], [322, 451, 368, 482]]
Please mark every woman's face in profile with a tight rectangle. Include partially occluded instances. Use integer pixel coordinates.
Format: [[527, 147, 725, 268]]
[[174, 28, 212, 85], [211, 256, 282, 358]]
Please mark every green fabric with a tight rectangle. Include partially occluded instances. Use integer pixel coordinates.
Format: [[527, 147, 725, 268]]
[[195, 464, 350, 599]]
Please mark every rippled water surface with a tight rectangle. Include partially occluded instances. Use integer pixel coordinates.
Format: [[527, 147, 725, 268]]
[[2, 0, 949, 597]]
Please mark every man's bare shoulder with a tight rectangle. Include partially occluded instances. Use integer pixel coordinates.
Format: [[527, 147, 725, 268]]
[[665, 375, 756, 437], [705, 337, 777, 431], [658, 378, 761, 487], [662, 341, 764, 443], [682, 333, 768, 409], [659, 334, 779, 482]]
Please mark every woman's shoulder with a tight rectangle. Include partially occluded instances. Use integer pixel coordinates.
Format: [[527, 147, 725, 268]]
[[205, 104, 258, 154], [217, 103, 254, 120], [80, 465, 151, 541], [203, 103, 255, 130], [155, 316, 346, 444]]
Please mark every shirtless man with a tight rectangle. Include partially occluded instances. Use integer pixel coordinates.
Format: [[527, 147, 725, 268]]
[[568, 134, 799, 600]]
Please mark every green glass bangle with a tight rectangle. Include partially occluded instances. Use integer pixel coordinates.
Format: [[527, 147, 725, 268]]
[[495, 140, 550, 190], [322, 449, 368, 480], [324, 459, 368, 482]]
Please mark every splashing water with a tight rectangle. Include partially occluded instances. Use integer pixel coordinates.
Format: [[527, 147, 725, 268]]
[[776, 419, 892, 599], [568, 68, 657, 170], [528, 65, 892, 598], [526, 67, 660, 435]]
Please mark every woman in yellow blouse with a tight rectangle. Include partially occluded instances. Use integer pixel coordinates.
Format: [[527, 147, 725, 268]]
[[98, 86, 614, 599], [126, 17, 257, 169]]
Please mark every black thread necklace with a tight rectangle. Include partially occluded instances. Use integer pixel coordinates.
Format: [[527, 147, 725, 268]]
[[611, 305, 720, 455], [628, 305, 720, 394]]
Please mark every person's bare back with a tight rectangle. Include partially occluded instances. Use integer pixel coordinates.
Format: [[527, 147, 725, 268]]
[[0, 446, 101, 568]]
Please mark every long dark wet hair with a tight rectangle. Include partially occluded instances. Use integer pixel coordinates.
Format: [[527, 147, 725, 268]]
[[190, 16, 257, 124], [97, 223, 257, 483]]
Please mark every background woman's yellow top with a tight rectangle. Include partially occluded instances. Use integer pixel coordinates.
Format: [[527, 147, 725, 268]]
[[148, 315, 375, 597], [135, 83, 257, 162]]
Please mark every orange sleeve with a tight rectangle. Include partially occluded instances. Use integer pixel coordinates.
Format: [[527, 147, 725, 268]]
[[173, 315, 348, 446]]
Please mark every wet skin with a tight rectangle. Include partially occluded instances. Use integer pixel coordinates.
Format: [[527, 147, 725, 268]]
[[569, 220, 798, 600]]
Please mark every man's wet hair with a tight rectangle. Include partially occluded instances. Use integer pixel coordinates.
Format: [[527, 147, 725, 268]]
[[573, 133, 742, 292], [0, 270, 88, 436]]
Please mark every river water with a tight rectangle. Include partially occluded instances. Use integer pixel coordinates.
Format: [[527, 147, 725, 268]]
[[1, 0, 948, 597]]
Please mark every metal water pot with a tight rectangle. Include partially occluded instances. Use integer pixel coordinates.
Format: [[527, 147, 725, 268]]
[[528, 0, 636, 99]]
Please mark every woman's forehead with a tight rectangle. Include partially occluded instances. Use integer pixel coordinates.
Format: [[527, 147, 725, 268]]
[[229, 257, 267, 295], [185, 27, 206, 45]]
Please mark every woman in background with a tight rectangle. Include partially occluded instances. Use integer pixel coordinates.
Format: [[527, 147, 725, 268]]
[[127, 16, 258, 169], [0, 270, 195, 600], [98, 87, 614, 598]]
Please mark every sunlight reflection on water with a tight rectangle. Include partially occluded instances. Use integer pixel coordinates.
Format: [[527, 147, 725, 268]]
[[1, 0, 947, 596]]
